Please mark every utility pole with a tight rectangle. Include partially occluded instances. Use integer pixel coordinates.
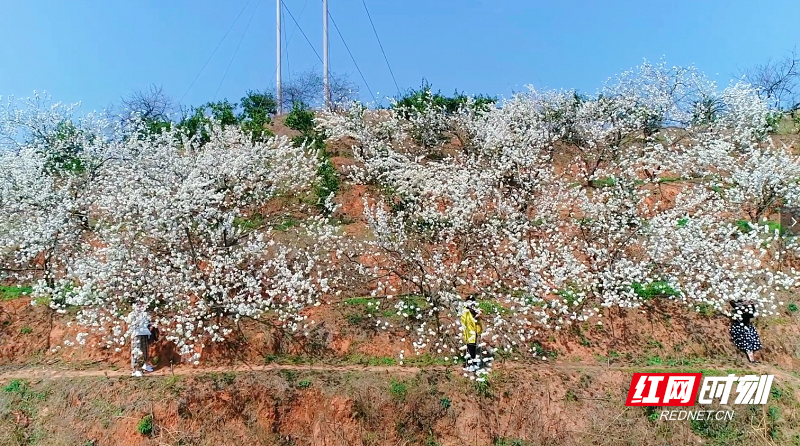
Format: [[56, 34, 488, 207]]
[[276, 0, 283, 114], [323, 0, 330, 109]]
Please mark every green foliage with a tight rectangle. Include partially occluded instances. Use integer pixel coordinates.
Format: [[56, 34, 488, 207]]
[[589, 176, 617, 188], [3, 379, 26, 393], [137, 414, 154, 436], [389, 379, 408, 401], [766, 111, 785, 133], [392, 80, 497, 116], [494, 439, 534, 446], [631, 281, 681, 300], [284, 102, 317, 134], [439, 397, 451, 410], [344, 297, 380, 306], [474, 379, 492, 398], [39, 120, 89, 173], [233, 213, 264, 230], [478, 299, 510, 315], [696, 303, 716, 317], [736, 219, 784, 235], [273, 217, 299, 232], [564, 389, 578, 402], [0, 285, 33, 300], [556, 288, 581, 306], [283, 102, 339, 209], [297, 380, 312, 389], [788, 302, 798, 313], [677, 217, 689, 227], [239, 90, 277, 142], [178, 92, 277, 143], [530, 341, 557, 358], [315, 156, 340, 204], [20, 326, 32, 335]]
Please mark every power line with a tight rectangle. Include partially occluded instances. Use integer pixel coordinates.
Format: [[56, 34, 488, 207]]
[[179, 0, 254, 104], [214, 0, 261, 101], [327, 10, 376, 103], [282, 1, 323, 64], [361, 0, 400, 94]]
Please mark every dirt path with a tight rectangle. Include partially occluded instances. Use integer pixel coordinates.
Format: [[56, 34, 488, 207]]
[[0, 360, 793, 383]]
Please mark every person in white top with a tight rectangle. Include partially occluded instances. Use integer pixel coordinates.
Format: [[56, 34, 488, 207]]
[[127, 304, 155, 376]]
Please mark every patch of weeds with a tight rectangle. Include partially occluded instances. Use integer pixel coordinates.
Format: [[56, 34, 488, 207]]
[[632, 281, 680, 300], [474, 379, 492, 398], [282, 370, 299, 384], [556, 287, 582, 307], [439, 397, 451, 410], [736, 219, 784, 235], [494, 438, 533, 446], [666, 356, 704, 367], [390, 379, 408, 401], [478, 299, 510, 315], [530, 341, 558, 359], [424, 436, 442, 446], [644, 406, 660, 422], [788, 302, 798, 313], [232, 213, 264, 230], [345, 354, 397, 366], [564, 389, 578, 402], [273, 217, 299, 231], [403, 354, 451, 367], [689, 417, 743, 445], [297, 380, 312, 389], [590, 176, 617, 188], [137, 414, 154, 436], [20, 326, 33, 335], [695, 303, 715, 317], [0, 285, 33, 300]]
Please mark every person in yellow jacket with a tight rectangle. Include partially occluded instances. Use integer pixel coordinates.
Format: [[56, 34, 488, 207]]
[[461, 298, 483, 371]]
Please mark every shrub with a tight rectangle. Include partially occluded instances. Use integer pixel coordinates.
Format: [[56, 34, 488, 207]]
[[392, 80, 496, 116], [284, 102, 316, 134], [789, 302, 798, 313], [137, 414, 154, 436]]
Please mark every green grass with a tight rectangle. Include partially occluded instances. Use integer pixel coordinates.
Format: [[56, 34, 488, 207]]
[[390, 379, 408, 401], [273, 217, 299, 231], [736, 219, 784, 235], [0, 285, 33, 300], [232, 213, 264, 230], [589, 176, 617, 188], [478, 299, 510, 315], [631, 281, 681, 300], [344, 297, 380, 306]]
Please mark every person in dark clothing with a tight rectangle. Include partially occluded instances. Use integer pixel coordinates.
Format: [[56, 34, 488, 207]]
[[729, 300, 762, 363]]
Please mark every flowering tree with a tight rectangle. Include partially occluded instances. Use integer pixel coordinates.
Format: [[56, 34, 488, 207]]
[[0, 97, 331, 361], [317, 61, 800, 371]]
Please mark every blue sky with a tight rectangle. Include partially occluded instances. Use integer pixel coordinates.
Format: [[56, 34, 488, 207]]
[[1, 0, 798, 113]]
